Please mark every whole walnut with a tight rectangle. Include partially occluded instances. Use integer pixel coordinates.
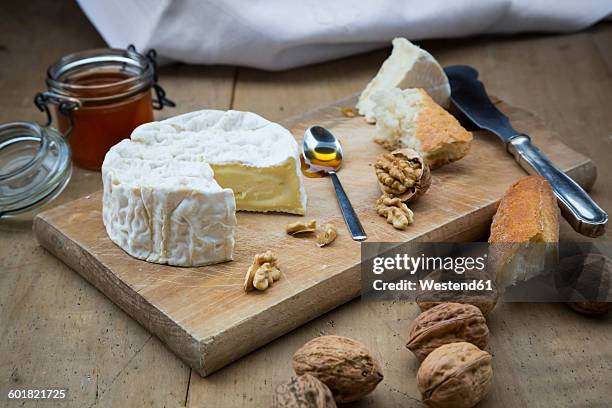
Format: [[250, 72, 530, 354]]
[[273, 375, 337, 408], [417, 342, 493, 408], [407, 303, 489, 362], [566, 302, 612, 315], [292, 335, 383, 403], [559, 254, 612, 316]]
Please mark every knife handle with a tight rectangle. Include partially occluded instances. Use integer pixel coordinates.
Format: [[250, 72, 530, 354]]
[[507, 134, 608, 237]]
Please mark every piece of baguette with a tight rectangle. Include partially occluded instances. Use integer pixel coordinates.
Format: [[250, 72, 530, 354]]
[[488, 175, 560, 290], [371, 88, 472, 169]]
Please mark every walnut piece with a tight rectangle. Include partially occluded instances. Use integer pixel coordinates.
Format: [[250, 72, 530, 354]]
[[376, 194, 414, 230], [374, 148, 431, 202], [316, 224, 337, 247], [244, 250, 281, 292], [286, 220, 317, 235]]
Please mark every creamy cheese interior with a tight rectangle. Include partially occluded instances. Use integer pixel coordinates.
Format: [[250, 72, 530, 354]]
[[210, 159, 304, 213]]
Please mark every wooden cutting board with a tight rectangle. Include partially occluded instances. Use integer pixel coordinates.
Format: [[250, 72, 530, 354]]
[[33, 95, 596, 377]]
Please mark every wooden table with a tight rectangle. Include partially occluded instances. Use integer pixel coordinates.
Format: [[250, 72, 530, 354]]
[[1, 2, 611, 407]]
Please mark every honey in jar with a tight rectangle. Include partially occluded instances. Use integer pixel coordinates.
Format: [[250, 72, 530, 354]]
[[38, 48, 173, 170]]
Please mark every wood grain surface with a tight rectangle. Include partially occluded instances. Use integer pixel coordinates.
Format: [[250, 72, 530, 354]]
[[1, 1, 611, 407], [33, 95, 595, 377]]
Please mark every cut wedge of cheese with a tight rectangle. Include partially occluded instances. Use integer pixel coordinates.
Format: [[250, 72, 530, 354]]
[[131, 110, 307, 214], [371, 88, 472, 169], [357, 38, 450, 123], [102, 110, 307, 266]]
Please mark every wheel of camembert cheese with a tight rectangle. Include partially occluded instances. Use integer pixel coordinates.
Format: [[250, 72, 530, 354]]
[[102, 110, 307, 267]]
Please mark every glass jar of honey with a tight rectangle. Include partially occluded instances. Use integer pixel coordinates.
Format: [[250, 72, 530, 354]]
[[0, 46, 174, 218], [35, 46, 174, 170]]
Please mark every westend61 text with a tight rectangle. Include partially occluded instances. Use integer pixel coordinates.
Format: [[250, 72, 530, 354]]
[[372, 279, 494, 292]]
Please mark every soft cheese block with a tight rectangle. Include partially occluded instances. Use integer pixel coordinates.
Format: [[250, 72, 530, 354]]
[[357, 38, 450, 123], [102, 150, 236, 266], [102, 109, 307, 266], [371, 88, 472, 169]]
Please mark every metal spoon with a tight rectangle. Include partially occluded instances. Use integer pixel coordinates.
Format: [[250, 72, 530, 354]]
[[303, 126, 367, 241]]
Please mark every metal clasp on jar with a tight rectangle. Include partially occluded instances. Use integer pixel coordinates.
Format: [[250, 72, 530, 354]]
[[130, 45, 176, 110], [34, 91, 82, 137]]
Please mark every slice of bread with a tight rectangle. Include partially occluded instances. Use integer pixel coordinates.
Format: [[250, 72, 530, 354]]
[[488, 176, 560, 290], [371, 88, 472, 169]]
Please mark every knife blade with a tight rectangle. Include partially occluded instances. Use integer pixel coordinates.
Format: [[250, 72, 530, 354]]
[[445, 65, 608, 237]]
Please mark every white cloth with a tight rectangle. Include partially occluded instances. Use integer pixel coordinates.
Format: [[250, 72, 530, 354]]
[[77, 0, 611, 71]]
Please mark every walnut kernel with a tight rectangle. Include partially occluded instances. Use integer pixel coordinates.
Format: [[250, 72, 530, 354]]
[[376, 194, 414, 230], [287, 220, 317, 235], [244, 250, 281, 292], [316, 224, 337, 247], [374, 148, 431, 202]]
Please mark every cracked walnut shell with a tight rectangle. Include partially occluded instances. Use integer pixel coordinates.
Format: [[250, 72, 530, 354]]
[[417, 342, 493, 408], [273, 374, 337, 408], [376, 194, 414, 230], [292, 335, 383, 403], [407, 303, 489, 362], [287, 220, 317, 235], [244, 250, 281, 292], [374, 148, 431, 202]]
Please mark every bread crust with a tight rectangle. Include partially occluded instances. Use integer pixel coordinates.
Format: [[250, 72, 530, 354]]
[[488, 176, 560, 290], [489, 175, 559, 244], [415, 89, 473, 169]]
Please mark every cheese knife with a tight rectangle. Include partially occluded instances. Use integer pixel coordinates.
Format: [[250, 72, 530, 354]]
[[444, 65, 607, 237]]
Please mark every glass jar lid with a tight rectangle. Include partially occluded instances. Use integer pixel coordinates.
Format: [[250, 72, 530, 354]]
[[45, 47, 155, 106], [0, 121, 72, 217]]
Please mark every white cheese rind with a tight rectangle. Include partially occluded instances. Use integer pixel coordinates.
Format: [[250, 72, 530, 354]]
[[102, 155, 237, 267], [135, 110, 299, 168], [357, 38, 450, 122], [131, 110, 307, 213]]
